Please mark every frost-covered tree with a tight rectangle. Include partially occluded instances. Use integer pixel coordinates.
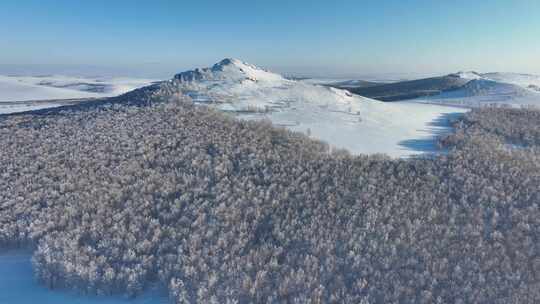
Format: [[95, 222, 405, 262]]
[[1, 100, 540, 303]]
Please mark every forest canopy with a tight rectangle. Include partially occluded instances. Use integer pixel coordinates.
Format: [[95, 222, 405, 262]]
[[1, 100, 540, 303]]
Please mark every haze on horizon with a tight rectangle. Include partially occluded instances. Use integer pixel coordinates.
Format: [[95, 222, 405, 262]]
[[1, 0, 539, 78]]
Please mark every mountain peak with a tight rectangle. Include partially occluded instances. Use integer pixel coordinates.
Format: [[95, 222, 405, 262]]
[[215, 58, 243, 67], [211, 58, 251, 72], [451, 71, 483, 80], [174, 58, 284, 83]]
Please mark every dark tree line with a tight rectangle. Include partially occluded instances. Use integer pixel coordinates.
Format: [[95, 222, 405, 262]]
[[1, 100, 540, 303]]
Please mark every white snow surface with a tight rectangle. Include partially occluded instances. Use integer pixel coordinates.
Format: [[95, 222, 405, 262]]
[[165, 58, 467, 157], [242, 100, 465, 158], [453, 71, 483, 80], [0, 252, 168, 304], [0, 102, 67, 115], [0, 75, 155, 102]]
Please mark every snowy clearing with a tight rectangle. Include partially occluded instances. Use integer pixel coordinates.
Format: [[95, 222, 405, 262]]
[[238, 101, 466, 158]]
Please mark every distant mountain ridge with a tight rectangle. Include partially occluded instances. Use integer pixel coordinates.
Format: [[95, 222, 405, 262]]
[[347, 74, 470, 101], [339, 71, 540, 105]]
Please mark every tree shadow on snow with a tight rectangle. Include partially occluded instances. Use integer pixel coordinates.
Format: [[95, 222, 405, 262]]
[[398, 112, 465, 156]]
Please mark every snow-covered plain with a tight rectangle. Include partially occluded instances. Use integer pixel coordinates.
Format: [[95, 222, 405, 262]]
[[0, 75, 97, 101], [0, 75, 155, 113], [0, 101, 69, 115], [0, 252, 168, 304]]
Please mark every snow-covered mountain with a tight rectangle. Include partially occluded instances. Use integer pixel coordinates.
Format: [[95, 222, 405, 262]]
[[140, 58, 361, 113], [117, 58, 465, 157]]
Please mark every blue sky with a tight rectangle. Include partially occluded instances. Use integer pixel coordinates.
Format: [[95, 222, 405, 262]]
[[0, 0, 539, 77]]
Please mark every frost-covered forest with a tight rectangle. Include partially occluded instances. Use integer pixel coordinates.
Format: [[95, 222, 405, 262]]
[[1, 100, 540, 303]]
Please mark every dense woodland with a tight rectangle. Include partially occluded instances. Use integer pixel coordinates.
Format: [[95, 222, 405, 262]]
[[1, 100, 540, 303]]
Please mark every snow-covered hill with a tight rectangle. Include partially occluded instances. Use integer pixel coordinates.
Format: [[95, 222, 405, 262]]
[[159, 58, 362, 113], [122, 58, 466, 157], [415, 71, 540, 107], [482, 72, 540, 89]]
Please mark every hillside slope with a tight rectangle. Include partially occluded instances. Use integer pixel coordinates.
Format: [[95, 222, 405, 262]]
[[346, 70, 540, 106], [418, 77, 540, 107]]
